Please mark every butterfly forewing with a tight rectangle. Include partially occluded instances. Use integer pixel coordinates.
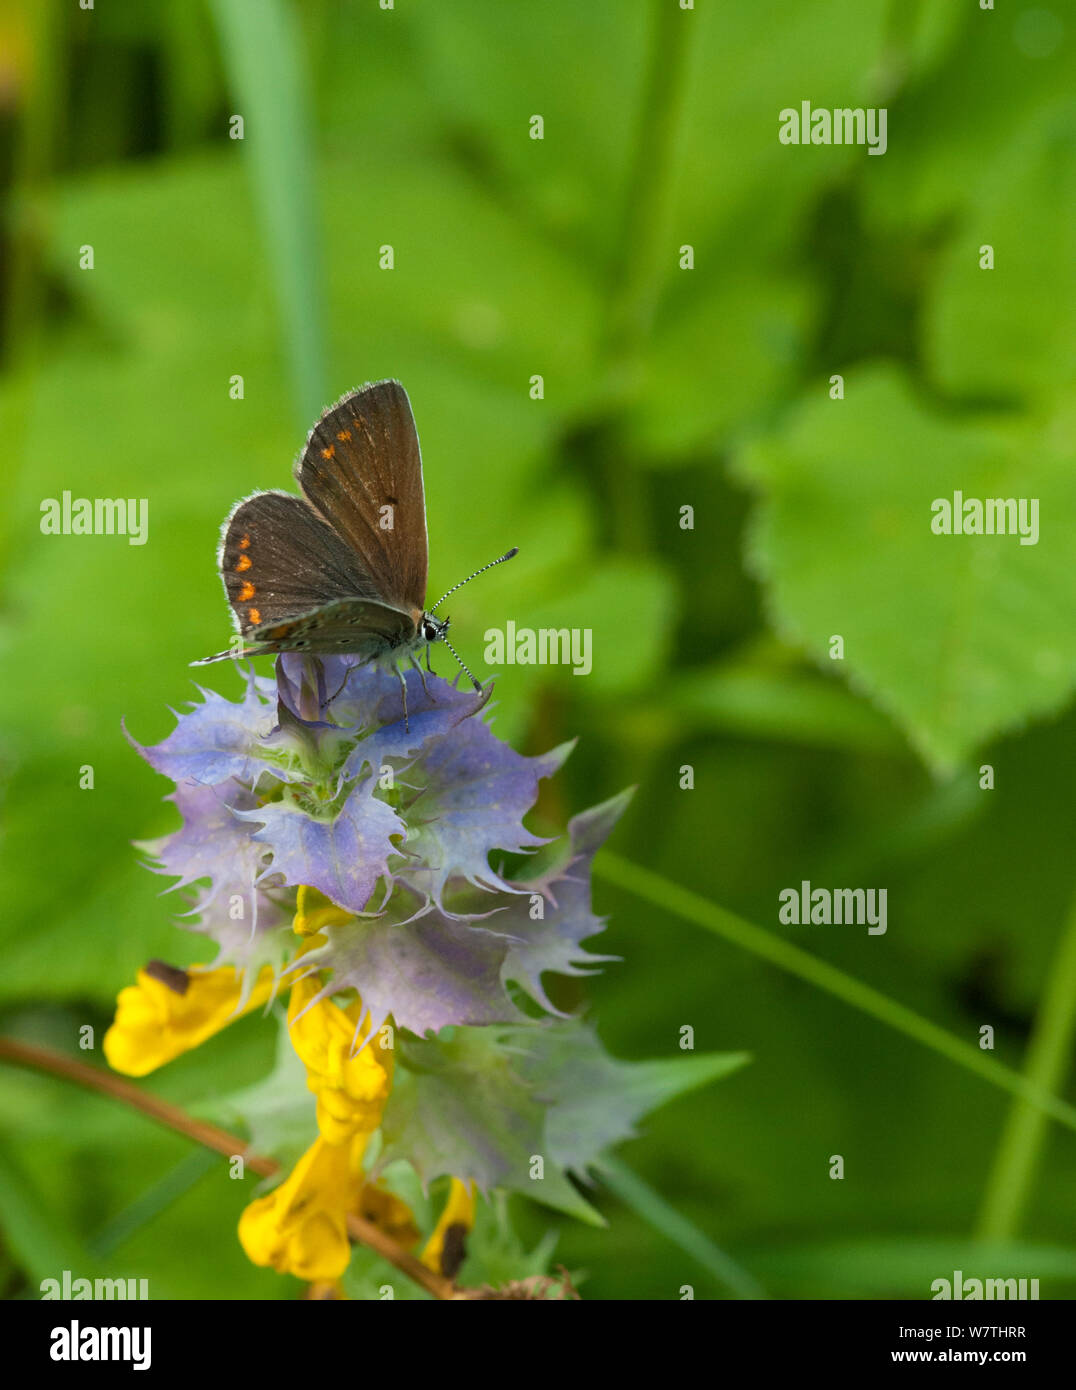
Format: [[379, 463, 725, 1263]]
[[296, 380, 428, 611], [220, 491, 379, 637]]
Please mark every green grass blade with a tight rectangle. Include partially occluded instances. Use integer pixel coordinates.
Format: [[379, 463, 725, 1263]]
[[88, 1149, 219, 1259], [977, 888, 1076, 1240], [594, 851, 1076, 1136], [599, 1155, 766, 1299], [209, 0, 325, 427]]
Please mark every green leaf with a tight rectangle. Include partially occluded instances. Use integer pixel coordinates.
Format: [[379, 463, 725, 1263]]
[[380, 1019, 746, 1234], [456, 1193, 561, 1292], [926, 108, 1076, 409], [867, 17, 1075, 231], [671, 658, 906, 754], [734, 366, 1076, 772], [379, 1026, 605, 1226], [514, 557, 676, 696], [518, 1023, 749, 1175], [0, 1146, 98, 1287], [628, 272, 814, 460], [341, 1246, 432, 1302], [406, 1, 646, 263]]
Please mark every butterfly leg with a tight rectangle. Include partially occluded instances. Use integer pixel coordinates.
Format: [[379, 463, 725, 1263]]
[[425, 647, 440, 702], [412, 653, 433, 702], [325, 668, 351, 704], [393, 661, 410, 733]]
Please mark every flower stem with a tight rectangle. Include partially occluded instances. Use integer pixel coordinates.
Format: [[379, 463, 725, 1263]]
[[0, 1037, 455, 1300], [975, 889, 1076, 1241], [593, 853, 1076, 1135]]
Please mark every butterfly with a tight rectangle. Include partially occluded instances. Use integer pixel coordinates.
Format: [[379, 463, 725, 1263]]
[[193, 380, 517, 722]]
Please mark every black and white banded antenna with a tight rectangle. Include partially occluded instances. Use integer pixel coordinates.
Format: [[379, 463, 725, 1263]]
[[441, 633, 483, 692], [428, 547, 519, 612], [429, 547, 518, 691]]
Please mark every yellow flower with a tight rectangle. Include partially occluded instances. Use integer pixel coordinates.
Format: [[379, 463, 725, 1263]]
[[292, 884, 352, 939], [287, 973, 393, 1145], [104, 962, 274, 1077], [356, 1183, 421, 1250], [239, 1135, 357, 1282], [421, 1179, 476, 1276]]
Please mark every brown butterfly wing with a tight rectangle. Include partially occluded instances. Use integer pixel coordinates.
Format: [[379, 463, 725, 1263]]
[[295, 380, 428, 611], [219, 491, 380, 638], [246, 597, 419, 656]]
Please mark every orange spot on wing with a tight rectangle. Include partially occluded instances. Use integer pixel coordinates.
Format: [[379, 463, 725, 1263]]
[[248, 607, 262, 626], [238, 535, 251, 549], [236, 554, 252, 572], [238, 581, 255, 601], [321, 444, 335, 460], [336, 429, 352, 441]]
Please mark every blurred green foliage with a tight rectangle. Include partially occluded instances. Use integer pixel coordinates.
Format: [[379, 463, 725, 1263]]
[[0, 0, 1074, 1300]]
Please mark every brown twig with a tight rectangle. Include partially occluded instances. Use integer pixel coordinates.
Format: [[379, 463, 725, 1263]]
[[0, 1036, 455, 1301]]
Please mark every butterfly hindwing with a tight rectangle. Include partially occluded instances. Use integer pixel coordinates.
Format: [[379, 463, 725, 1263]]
[[295, 380, 428, 612], [245, 596, 419, 657], [220, 490, 379, 637]]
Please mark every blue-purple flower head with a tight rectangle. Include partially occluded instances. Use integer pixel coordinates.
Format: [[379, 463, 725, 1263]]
[[129, 656, 630, 1039]]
